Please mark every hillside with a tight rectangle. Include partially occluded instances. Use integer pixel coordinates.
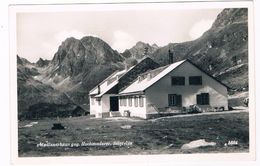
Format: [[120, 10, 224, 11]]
[[17, 55, 85, 119], [17, 36, 126, 119], [17, 8, 249, 119], [39, 36, 125, 108], [150, 8, 248, 89]]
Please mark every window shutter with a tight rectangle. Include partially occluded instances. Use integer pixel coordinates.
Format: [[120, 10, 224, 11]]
[[168, 95, 171, 106], [197, 93, 209, 105], [168, 94, 182, 106], [205, 93, 209, 105], [177, 95, 182, 106], [197, 94, 201, 105]]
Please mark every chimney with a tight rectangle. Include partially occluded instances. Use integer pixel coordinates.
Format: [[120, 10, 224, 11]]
[[168, 50, 174, 64], [125, 63, 130, 71], [147, 73, 152, 80], [97, 85, 100, 94], [144, 47, 148, 57]]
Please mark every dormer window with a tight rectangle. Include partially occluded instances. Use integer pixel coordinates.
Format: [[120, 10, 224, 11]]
[[147, 73, 152, 80], [138, 76, 142, 82]]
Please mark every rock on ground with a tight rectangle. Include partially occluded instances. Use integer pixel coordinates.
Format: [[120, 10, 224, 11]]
[[120, 125, 132, 129], [181, 139, 216, 150]]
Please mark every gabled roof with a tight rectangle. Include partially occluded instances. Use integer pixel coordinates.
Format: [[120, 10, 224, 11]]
[[89, 56, 159, 97], [119, 59, 228, 95], [89, 67, 133, 96], [119, 60, 186, 94], [94, 80, 119, 97]]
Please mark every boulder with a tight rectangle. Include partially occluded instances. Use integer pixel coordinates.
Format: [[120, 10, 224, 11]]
[[181, 139, 216, 150]]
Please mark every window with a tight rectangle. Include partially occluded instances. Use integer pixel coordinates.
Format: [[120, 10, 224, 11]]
[[107, 76, 117, 85], [134, 97, 138, 107], [119, 97, 123, 106], [139, 96, 144, 107], [91, 97, 95, 105], [128, 97, 132, 107], [171, 76, 185, 85], [124, 97, 127, 106], [96, 98, 101, 106], [168, 94, 182, 106], [189, 76, 202, 85], [120, 97, 127, 107], [197, 93, 209, 105]]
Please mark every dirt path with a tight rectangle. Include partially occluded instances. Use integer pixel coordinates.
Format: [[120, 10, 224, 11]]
[[149, 109, 248, 122]]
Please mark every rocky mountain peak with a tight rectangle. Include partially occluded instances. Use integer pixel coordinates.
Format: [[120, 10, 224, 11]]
[[152, 43, 159, 49], [50, 35, 124, 77], [17, 55, 31, 66], [211, 8, 248, 29], [121, 41, 159, 60], [135, 41, 148, 47], [36, 57, 50, 67], [17, 55, 23, 65], [150, 8, 248, 89], [17, 8, 249, 120], [80, 36, 104, 43]]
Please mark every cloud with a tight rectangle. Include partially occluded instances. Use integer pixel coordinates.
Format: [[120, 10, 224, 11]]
[[111, 31, 136, 52], [189, 19, 214, 40]]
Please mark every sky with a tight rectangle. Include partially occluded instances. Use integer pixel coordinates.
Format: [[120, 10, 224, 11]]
[[17, 8, 223, 62]]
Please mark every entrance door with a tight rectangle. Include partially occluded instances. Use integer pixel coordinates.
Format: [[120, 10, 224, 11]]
[[110, 96, 119, 111]]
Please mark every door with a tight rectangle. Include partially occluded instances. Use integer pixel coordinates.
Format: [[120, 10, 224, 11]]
[[110, 96, 119, 111]]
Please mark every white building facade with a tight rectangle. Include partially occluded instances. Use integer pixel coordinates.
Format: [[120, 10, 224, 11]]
[[89, 59, 228, 119], [89, 57, 160, 118], [118, 60, 228, 119]]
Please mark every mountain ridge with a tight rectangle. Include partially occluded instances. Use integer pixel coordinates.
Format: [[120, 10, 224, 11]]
[[17, 8, 248, 119], [121, 41, 159, 60], [150, 8, 248, 89]]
